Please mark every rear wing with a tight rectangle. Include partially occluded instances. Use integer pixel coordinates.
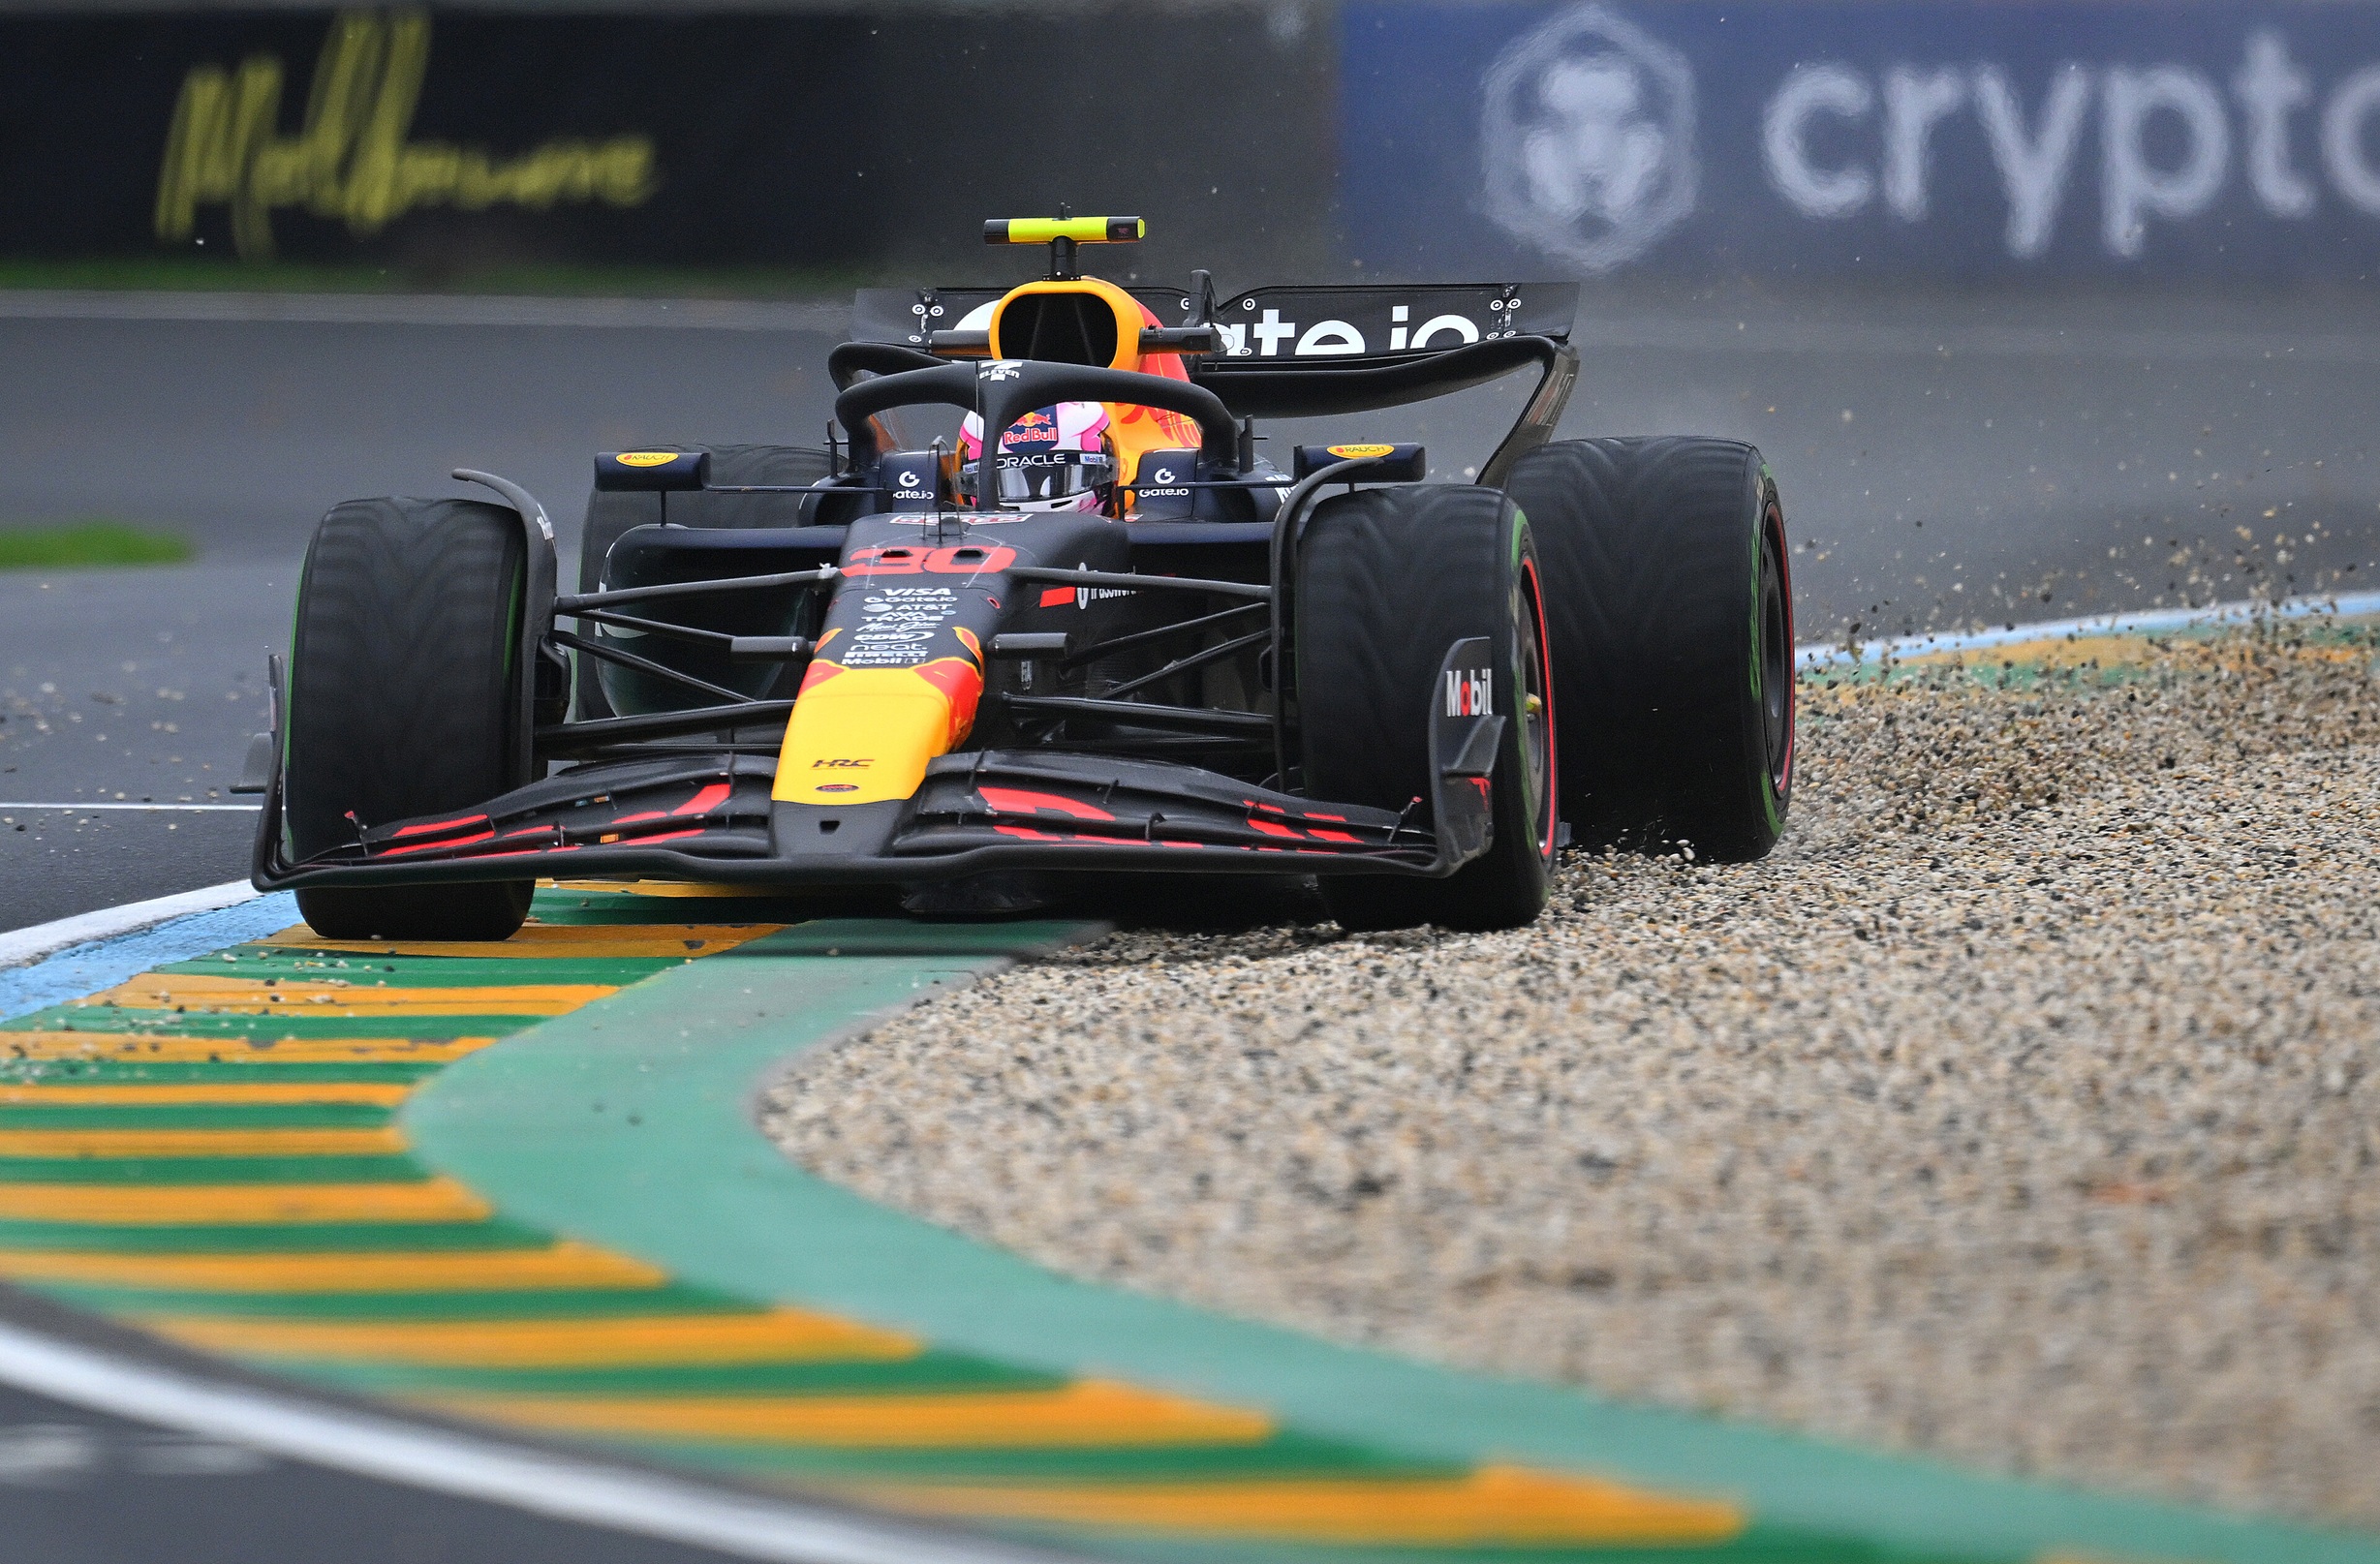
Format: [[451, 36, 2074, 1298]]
[[848, 282, 1580, 485], [851, 282, 1574, 357]]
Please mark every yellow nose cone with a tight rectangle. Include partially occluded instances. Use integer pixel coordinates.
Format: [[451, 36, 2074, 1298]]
[[772, 661, 983, 806]]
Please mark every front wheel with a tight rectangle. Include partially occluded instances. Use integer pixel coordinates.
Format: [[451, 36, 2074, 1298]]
[[282, 497, 535, 941], [1503, 437, 1793, 861], [1296, 484, 1555, 932]]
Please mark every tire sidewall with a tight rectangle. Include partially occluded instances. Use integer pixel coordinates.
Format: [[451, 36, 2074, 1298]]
[[1743, 467, 1793, 842], [1493, 511, 1558, 889]]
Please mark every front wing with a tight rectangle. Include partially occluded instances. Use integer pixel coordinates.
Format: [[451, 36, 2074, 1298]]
[[255, 750, 1489, 890], [253, 640, 1503, 891]]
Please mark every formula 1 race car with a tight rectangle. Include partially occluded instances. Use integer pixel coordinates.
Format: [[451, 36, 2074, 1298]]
[[243, 216, 1794, 939]]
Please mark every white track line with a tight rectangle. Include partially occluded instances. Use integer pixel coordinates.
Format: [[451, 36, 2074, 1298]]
[[0, 803, 259, 813], [0, 1322, 1066, 1564], [0, 879, 259, 968]]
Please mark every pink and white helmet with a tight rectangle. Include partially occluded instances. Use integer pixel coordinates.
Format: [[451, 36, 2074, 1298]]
[[958, 402, 1115, 512]]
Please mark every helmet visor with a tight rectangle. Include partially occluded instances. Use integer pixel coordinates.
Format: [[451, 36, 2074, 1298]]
[[963, 451, 1116, 507]]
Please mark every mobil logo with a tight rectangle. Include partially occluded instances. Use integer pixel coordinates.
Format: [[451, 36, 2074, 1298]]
[[1004, 408, 1062, 448], [1445, 666, 1495, 717]]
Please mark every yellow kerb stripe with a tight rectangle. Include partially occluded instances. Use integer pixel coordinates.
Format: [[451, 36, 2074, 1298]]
[[1907, 632, 2374, 672], [0, 1034, 495, 1064], [0, 1126, 408, 1158], [70, 976, 613, 1017], [0, 1082, 410, 1107], [0, 1180, 489, 1226], [431, 1379, 1272, 1449], [144, 1309, 919, 1367], [859, 1466, 1745, 1547], [0, 1240, 665, 1293], [545, 881, 782, 900], [262, 921, 785, 960]]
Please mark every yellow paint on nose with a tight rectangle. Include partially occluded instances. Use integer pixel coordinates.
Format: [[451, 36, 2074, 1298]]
[[773, 667, 958, 806]]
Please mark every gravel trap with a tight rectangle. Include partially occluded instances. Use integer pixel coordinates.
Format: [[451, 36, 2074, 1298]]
[[765, 623, 2380, 1531]]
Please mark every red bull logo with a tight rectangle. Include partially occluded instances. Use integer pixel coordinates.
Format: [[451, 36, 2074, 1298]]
[[1004, 407, 1062, 448]]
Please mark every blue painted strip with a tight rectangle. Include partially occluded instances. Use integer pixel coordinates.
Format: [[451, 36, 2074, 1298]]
[[0, 894, 299, 1025]]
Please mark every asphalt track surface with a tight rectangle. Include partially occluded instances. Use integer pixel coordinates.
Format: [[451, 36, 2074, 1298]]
[[4, 279, 2379, 936], [0, 1371, 750, 1564]]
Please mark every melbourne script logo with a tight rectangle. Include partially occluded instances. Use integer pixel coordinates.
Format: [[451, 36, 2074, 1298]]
[[154, 9, 661, 259]]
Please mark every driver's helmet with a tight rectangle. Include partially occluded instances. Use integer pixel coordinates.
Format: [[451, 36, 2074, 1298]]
[[957, 402, 1115, 512]]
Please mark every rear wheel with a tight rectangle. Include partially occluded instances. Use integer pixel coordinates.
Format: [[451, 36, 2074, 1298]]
[[573, 444, 834, 720], [1296, 484, 1555, 932], [283, 498, 533, 941], [1502, 437, 1793, 861]]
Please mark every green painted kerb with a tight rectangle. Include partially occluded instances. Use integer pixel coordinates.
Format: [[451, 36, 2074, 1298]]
[[402, 920, 2380, 1564]]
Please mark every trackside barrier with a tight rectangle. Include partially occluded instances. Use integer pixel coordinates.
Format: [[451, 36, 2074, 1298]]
[[1344, 0, 2380, 279]]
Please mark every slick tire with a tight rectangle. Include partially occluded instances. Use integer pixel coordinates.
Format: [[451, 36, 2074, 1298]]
[[573, 444, 835, 720], [283, 497, 534, 941], [1297, 484, 1556, 933], [1502, 437, 1793, 862]]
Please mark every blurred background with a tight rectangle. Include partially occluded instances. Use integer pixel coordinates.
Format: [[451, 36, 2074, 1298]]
[[2, 0, 2378, 917]]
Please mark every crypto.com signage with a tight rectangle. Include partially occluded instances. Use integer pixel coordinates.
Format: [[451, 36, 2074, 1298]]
[[1343, 0, 2380, 277]]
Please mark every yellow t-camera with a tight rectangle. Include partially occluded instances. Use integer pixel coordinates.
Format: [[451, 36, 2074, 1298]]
[[983, 216, 1145, 245]]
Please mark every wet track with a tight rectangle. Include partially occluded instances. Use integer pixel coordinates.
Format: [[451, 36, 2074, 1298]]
[[0, 1377, 752, 1564], [5, 283, 2379, 1559], [5, 278, 2379, 936]]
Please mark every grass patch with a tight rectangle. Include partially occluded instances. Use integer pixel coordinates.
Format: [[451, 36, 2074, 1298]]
[[0, 522, 192, 569]]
